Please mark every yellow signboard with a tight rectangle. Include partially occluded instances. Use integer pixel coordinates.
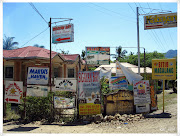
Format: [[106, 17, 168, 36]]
[[152, 59, 176, 80], [79, 103, 101, 115]]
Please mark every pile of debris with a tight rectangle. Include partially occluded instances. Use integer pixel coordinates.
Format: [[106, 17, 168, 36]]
[[86, 113, 145, 124]]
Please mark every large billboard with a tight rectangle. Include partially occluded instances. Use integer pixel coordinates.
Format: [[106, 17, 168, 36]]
[[144, 13, 177, 30], [86, 47, 110, 65], [27, 67, 49, 85], [52, 23, 74, 44], [152, 59, 176, 80]]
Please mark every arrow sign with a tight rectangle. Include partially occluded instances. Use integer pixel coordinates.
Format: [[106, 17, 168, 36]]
[[5, 98, 19, 103], [56, 37, 70, 41]]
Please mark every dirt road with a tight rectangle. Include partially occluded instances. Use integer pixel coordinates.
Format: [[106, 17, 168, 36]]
[[3, 89, 177, 134]]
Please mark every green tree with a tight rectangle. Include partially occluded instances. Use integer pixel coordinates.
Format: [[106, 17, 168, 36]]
[[116, 46, 127, 61], [81, 50, 86, 60], [3, 35, 19, 50], [33, 44, 45, 48]]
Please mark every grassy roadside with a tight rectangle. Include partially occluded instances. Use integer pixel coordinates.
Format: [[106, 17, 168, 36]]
[[157, 89, 177, 110]]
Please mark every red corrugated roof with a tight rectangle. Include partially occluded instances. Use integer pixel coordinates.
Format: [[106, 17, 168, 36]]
[[3, 46, 79, 61]]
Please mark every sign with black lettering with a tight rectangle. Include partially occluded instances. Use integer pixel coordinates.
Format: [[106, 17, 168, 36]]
[[55, 78, 77, 92]]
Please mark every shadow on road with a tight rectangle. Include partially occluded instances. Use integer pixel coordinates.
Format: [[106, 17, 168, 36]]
[[7, 127, 39, 132], [144, 112, 172, 118]]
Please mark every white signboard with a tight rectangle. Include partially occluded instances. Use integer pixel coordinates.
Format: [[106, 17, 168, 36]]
[[86, 47, 110, 65], [54, 96, 75, 109], [133, 80, 151, 105], [27, 85, 49, 97], [78, 71, 101, 104], [27, 67, 49, 85], [52, 23, 74, 44], [55, 78, 77, 92], [136, 104, 150, 113], [5, 81, 23, 104], [144, 13, 177, 30]]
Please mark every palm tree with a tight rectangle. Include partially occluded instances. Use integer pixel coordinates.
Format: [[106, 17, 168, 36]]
[[3, 35, 19, 50], [116, 46, 127, 61], [33, 44, 45, 48], [81, 50, 86, 60]]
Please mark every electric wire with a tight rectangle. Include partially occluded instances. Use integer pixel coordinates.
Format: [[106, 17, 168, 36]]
[[29, 2, 48, 24], [21, 27, 49, 47]]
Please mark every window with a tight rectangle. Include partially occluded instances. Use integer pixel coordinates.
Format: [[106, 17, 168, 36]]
[[68, 68, 74, 78], [5, 66, 13, 78], [54, 68, 59, 78]]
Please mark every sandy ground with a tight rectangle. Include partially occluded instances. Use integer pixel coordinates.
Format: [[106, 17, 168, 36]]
[[3, 89, 177, 134]]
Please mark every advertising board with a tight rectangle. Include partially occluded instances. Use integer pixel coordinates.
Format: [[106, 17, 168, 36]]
[[27, 67, 49, 85], [54, 96, 75, 109], [27, 85, 49, 97], [52, 23, 74, 44], [86, 47, 110, 65], [136, 104, 150, 113], [152, 59, 176, 80], [5, 81, 23, 104], [144, 13, 177, 30], [55, 78, 77, 92], [109, 76, 128, 90], [150, 86, 158, 111], [133, 80, 151, 105], [79, 103, 101, 115]]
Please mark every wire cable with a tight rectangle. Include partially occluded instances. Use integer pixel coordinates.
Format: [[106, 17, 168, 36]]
[[29, 2, 48, 24], [21, 27, 49, 47]]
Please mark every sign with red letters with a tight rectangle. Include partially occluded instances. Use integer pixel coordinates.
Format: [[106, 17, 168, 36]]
[[5, 81, 23, 104]]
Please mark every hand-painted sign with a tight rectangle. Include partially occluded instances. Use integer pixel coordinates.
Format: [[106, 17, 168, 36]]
[[144, 13, 177, 30], [78, 71, 100, 103], [27, 67, 49, 85], [152, 59, 176, 80], [27, 85, 49, 97], [79, 103, 101, 115], [86, 47, 110, 65], [133, 80, 151, 105], [52, 23, 74, 44], [55, 78, 77, 92], [109, 76, 128, 90], [5, 81, 23, 104], [54, 96, 75, 109], [150, 86, 158, 111]]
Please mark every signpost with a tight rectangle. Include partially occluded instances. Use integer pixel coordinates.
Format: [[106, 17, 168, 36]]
[[152, 58, 176, 113], [5, 81, 23, 104]]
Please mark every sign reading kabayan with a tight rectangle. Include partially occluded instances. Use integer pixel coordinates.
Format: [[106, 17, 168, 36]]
[[144, 13, 177, 30], [152, 59, 176, 80], [52, 23, 74, 44]]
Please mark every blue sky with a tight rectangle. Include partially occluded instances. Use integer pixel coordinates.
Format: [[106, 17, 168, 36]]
[[3, 2, 178, 60]]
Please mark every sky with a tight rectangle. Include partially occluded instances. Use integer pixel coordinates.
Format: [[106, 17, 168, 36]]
[[2, 1, 178, 61]]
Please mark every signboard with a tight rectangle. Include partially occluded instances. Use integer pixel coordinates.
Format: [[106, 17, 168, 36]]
[[144, 13, 177, 30], [150, 86, 158, 111], [27, 85, 49, 97], [79, 103, 101, 115], [5, 81, 23, 104], [86, 47, 110, 65], [106, 90, 133, 101], [55, 78, 77, 92], [133, 80, 151, 105], [27, 67, 49, 85], [152, 59, 176, 80], [52, 23, 74, 44], [109, 76, 128, 90], [136, 104, 150, 113], [54, 96, 75, 109]]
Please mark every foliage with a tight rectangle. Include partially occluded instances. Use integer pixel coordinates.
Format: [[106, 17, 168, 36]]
[[60, 49, 69, 54], [33, 44, 45, 48], [88, 67, 97, 71], [5, 103, 20, 120], [100, 77, 111, 95], [116, 46, 127, 61], [81, 50, 86, 60], [3, 35, 19, 50]]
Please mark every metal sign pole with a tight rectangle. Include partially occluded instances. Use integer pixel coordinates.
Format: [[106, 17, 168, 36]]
[[137, 7, 140, 75], [163, 79, 165, 113]]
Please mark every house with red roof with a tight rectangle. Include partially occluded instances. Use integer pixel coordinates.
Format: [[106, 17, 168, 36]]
[[3, 46, 86, 86]]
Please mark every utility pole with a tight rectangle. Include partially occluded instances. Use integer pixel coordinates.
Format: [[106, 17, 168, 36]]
[[137, 7, 140, 75], [49, 17, 52, 92]]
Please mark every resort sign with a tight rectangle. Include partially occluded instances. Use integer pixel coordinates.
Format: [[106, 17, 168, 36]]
[[144, 13, 177, 30], [152, 59, 176, 80], [52, 23, 74, 44]]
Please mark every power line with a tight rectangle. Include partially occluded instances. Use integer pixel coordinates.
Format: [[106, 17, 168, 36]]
[[21, 27, 49, 47], [29, 2, 48, 24]]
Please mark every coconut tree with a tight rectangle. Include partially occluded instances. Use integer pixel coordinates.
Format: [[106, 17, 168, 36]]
[[3, 35, 19, 50], [33, 44, 45, 48], [81, 50, 86, 60], [116, 46, 127, 61]]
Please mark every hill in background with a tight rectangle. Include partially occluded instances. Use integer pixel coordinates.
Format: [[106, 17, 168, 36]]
[[165, 50, 177, 58]]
